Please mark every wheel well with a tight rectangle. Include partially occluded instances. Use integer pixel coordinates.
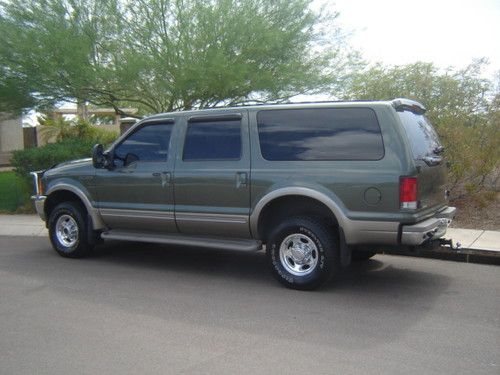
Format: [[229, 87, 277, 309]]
[[257, 195, 339, 241], [44, 190, 87, 221]]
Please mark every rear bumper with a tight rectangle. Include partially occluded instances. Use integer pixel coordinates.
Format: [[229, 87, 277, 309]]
[[400, 206, 457, 246], [31, 195, 47, 221]]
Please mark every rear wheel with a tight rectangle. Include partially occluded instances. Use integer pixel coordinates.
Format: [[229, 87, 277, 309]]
[[48, 201, 94, 258], [267, 217, 338, 290]]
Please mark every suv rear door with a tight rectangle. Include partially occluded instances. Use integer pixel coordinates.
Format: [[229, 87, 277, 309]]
[[173, 111, 251, 238], [398, 110, 447, 211]]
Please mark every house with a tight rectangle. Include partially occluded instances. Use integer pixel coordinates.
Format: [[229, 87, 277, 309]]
[[0, 113, 23, 167]]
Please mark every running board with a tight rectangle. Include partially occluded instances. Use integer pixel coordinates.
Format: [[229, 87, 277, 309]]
[[100, 230, 262, 252]]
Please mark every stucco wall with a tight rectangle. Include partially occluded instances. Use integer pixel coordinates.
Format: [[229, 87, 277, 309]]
[[0, 114, 23, 152]]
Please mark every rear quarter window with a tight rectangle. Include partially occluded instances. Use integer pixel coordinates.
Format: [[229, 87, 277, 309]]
[[257, 108, 384, 161]]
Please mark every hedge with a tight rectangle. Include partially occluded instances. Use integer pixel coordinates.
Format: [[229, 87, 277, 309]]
[[11, 138, 96, 182]]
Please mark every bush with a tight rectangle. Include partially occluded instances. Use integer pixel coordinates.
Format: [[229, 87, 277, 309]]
[[39, 116, 118, 145], [0, 171, 31, 212], [12, 117, 119, 184], [11, 138, 96, 182]]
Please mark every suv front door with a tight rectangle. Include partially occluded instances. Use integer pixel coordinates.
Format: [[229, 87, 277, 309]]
[[174, 112, 251, 238], [94, 120, 177, 232]]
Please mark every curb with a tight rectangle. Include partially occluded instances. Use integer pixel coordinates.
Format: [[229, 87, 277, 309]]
[[383, 247, 500, 266]]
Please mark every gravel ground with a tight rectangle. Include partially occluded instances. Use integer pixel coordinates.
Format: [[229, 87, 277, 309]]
[[451, 193, 500, 231]]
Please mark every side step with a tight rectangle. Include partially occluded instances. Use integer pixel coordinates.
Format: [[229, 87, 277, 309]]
[[100, 230, 262, 252]]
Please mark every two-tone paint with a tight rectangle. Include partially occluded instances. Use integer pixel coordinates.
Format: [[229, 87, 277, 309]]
[[32, 100, 455, 247]]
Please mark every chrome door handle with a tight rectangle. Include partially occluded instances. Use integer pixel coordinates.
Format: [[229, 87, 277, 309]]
[[153, 172, 172, 187], [236, 172, 248, 188]]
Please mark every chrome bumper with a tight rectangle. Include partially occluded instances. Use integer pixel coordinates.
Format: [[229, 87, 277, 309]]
[[31, 195, 47, 221], [401, 206, 457, 246]]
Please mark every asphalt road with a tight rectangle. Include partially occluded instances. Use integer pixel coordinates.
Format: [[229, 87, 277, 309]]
[[0, 236, 499, 375]]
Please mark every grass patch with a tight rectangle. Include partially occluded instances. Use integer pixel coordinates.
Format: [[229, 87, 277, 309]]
[[0, 171, 32, 212]]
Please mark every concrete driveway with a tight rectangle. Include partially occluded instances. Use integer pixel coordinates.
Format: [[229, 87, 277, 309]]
[[0, 236, 499, 374]]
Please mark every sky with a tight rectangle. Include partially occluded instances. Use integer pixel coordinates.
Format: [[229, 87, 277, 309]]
[[323, 0, 500, 78]]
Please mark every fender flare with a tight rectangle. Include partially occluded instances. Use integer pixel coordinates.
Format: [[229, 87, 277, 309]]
[[46, 183, 105, 230], [249, 187, 348, 237]]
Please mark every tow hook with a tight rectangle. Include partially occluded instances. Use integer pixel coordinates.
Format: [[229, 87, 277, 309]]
[[438, 238, 462, 250]]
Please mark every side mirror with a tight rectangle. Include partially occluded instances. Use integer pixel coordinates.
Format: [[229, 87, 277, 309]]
[[92, 144, 106, 169]]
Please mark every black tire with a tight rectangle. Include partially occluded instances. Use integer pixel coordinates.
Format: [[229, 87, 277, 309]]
[[267, 217, 338, 290], [48, 201, 94, 258], [351, 250, 376, 262]]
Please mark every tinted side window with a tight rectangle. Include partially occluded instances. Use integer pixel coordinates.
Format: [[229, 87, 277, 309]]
[[398, 112, 442, 159], [114, 123, 173, 164], [257, 108, 384, 161], [183, 120, 241, 161]]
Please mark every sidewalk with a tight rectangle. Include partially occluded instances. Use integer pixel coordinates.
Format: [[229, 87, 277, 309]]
[[446, 228, 500, 252], [0, 214, 498, 257], [0, 214, 47, 237]]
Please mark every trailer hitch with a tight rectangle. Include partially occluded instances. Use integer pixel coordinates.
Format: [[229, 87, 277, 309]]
[[438, 238, 462, 250]]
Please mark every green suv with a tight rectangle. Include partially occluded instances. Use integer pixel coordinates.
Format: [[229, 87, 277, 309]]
[[31, 98, 456, 289]]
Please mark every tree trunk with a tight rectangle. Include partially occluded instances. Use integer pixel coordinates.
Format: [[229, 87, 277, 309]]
[[76, 99, 88, 121]]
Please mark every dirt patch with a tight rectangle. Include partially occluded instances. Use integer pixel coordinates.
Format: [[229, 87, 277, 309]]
[[450, 193, 500, 230]]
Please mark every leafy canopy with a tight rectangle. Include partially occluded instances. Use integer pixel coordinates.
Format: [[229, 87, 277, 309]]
[[0, 0, 353, 114]]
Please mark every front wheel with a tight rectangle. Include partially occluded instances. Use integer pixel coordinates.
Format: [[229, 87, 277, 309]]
[[267, 217, 339, 290], [48, 201, 94, 258]]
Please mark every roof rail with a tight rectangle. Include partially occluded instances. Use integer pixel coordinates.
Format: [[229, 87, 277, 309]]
[[391, 98, 426, 114]]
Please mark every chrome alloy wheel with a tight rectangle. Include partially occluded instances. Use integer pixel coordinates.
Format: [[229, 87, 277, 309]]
[[279, 233, 319, 276], [55, 214, 79, 248]]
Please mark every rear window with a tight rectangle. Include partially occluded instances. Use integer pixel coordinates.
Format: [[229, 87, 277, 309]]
[[398, 112, 442, 159], [257, 108, 384, 161]]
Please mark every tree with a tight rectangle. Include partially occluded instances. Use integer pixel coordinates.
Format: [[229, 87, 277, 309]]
[[0, 70, 35, 114], [0, 0, 122, 114], [0, 0, 354, 115], [341, 60, 499, 198]]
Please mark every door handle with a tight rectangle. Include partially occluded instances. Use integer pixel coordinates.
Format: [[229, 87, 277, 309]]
[[236, 172, 248, 188], [153, 172, 172, 187]]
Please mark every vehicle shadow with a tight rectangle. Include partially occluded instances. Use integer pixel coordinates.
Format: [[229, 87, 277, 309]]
[[93, 240, 273, 284], [93, 241, 451, 299], [86, 241, 452, 348]]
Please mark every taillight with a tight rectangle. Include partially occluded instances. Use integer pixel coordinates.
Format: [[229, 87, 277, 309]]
[[400, 177, 418, 209]]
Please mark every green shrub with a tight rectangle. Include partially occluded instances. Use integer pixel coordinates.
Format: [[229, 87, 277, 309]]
[[0, 171, 31, 212], [11, 138, 96, 182], [39, 116, 119, 145]]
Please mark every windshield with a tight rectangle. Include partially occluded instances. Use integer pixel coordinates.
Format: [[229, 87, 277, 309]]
[[398, 111, 442, 159]]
